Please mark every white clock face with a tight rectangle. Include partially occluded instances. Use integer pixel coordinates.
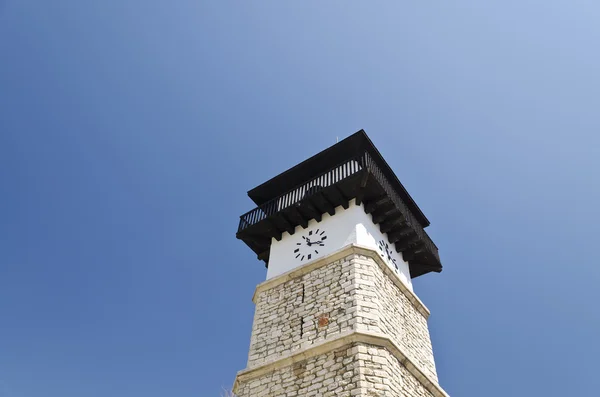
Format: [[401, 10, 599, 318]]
[[293, 228, 328, 262], [378, 239, 398, 272]]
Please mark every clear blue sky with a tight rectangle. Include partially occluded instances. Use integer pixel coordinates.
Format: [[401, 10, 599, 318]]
[[1, 1, 599, 396]]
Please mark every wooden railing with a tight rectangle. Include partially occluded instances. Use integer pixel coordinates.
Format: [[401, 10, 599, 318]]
[[237, 153, 367, 232], [363, 153, 440, 264]]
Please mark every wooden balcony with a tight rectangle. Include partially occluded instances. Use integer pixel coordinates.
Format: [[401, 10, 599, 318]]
[[237, 150, 442, 278]]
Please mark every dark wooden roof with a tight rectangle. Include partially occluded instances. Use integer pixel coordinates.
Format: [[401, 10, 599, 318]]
[[248, 130, 430, 228]]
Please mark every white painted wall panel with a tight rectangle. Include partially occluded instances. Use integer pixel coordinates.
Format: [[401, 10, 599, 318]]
[[267, 200, 413, 290]]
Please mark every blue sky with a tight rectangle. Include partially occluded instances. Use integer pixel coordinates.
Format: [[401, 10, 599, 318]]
[[1, 1, 599, 396]]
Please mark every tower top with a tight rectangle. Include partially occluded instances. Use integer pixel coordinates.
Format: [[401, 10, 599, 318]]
[[237, 129, 442, 278]]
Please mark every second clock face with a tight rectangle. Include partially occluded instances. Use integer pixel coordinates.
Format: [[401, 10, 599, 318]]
[[293, 228, 328, 262], [378, 239, 398, 271]]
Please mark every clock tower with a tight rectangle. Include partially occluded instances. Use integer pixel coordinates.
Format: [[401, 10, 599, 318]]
[[233, 130, 449, 397]]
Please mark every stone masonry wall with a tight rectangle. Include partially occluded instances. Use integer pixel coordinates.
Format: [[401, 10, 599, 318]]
[[358, 343, 435, 397], [236, 342, 436, 397], [354, 255, 438, 381], [236, 344, 363, 397], [245, 249, 439, 388], [247, 254, 359, 367]]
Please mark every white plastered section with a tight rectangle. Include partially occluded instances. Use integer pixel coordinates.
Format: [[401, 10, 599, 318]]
[[267, 199, 413, 291]]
